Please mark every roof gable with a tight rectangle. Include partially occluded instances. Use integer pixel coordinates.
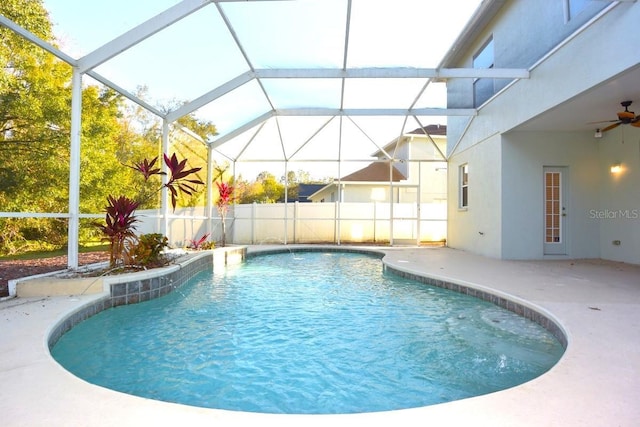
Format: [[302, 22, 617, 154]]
[[341, 162, 406, 182]]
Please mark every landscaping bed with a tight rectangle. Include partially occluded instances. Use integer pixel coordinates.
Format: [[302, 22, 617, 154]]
[[0, 252, 110, 297]]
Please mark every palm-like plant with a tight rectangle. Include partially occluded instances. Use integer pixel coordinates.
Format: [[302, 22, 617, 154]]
[[163, 153, 204, 211], [216, 181, 234, 247], [97, 153, 203, 268], [95, 195, 139, 268]]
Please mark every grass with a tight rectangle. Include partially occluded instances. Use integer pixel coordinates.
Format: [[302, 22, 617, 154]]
[[0, 243, 109, 261]]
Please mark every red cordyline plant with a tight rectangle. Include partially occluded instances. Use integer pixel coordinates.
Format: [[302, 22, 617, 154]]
[[95, 195, 140, 268], [188, 232, 211, 250], [98, 153, 203, 268], [216, 180, 234, 247], [127, 153, 204, 210], [163, 152, 204, 210]]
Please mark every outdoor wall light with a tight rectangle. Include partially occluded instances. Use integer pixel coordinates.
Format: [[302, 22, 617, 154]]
[[594, 129, 603, 138], [610, 163, 622, 174]]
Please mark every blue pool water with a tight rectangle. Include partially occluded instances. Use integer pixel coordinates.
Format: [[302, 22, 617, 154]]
[[51, 251, 564, 414]]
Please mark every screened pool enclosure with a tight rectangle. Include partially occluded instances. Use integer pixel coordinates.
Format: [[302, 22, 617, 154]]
[[0, 0, 530, 268]]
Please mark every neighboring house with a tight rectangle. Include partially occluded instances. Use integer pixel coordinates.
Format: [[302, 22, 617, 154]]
[[296, 184, 326, 202], [443, 0, 640, 264], [309, 125, 447, 203]]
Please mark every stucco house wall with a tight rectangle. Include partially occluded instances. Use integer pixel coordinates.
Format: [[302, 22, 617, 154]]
[[597, 131, 640, 264], [445, 1, 640, 262], [446, 0, 612, 147], [447, 135, 502, 258], [446, 1, 640, 263], [500, 131, 601, 260]]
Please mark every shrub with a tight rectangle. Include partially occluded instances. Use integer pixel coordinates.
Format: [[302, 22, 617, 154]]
[[96, 153, 203, 268], [126, 233, 169, 267]]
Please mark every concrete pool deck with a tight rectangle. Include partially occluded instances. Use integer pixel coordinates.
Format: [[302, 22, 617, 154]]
[[1, 245, 639, 426]]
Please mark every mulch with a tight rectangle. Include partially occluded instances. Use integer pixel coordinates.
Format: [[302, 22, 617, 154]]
[[0, 252, 110, 297]]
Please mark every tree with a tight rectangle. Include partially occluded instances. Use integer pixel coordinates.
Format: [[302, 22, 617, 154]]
[[0, 3, 219, 255], [1, 0, 76, 253], [256, 171, 284, 203]]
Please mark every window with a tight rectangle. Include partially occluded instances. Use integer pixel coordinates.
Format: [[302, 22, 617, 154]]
[[567, 0, 588, 19], [459, 164, 468, 209], [473, 37, 495, 107]]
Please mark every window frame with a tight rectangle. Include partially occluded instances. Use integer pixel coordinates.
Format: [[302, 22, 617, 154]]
[[472, 36, 495, 107], [459, 163, 469, 209], [565, 0, 588, 21]]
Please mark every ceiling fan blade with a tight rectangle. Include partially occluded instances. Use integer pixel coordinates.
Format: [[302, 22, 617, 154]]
[[631, 121, 640, 128], [587, 119, 619, 124], [601, 122, 621, 132]]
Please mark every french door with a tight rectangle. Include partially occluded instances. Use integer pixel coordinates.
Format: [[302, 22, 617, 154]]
[[543, 167, 567, 255]]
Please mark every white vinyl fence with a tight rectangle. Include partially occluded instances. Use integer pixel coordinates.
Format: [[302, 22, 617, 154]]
[[137, 201, 446, 247]]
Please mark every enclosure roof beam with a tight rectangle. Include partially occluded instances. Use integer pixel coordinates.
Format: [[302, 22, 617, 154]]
[[166, 71, 254, 122], [78, 0, 212, 73], [163, 66, 523, 124], [274, 108, 477, 117], [253, 67, 530, 79], [0, 15, 76, 65], [86, 71, 165, 118], [208, 107, 476, 147], [78, 0, 288, 73], [209, 111, 275, 148]]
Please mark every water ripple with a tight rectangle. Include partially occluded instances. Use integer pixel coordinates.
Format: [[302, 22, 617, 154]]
[[52, 252, 564, 414]]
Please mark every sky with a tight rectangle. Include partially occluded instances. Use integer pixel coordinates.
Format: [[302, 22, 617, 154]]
[[40, 0, 482, 179]]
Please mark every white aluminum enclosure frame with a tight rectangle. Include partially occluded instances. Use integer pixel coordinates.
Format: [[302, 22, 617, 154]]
[[0, 0, 530, 268]]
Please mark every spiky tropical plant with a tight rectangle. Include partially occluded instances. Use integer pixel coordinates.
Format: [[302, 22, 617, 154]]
[[215, 181, 235, 247], [95, 195, 139, 268], [97, 152, 203, 268], [187, 232, 212, 250], [163, 152, 204, 211], [127, 156, 164, 181]]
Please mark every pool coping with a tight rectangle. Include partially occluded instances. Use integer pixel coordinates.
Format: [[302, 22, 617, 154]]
[[2, 245, 639, 426], [46, 247, 245, 350]]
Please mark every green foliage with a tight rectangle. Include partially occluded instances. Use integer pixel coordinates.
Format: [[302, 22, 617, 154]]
[[0, 218, 59, 255], [1, 0, 72, 214], [0, 4, 162, 253], [126, 233, 169, 267], [0, 1, 147, 251], [237, 171, 285, 204]]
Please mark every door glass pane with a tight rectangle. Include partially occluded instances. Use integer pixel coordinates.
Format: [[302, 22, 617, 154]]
[[544, 172, 561, 243]]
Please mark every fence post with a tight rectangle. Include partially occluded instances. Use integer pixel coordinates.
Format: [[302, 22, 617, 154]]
[[334, 201, 340, 245], [294, 201, 299, 244], [251, 202, 257, 244]]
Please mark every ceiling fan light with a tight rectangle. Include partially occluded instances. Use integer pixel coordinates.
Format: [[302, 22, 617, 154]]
[[594, 129, 603, 138]]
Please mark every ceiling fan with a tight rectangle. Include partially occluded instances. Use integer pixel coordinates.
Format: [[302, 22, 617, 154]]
[[592, 100, 640, 133]]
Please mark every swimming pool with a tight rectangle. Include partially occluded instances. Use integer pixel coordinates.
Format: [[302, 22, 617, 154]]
[[51, 251, 564, 414]]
